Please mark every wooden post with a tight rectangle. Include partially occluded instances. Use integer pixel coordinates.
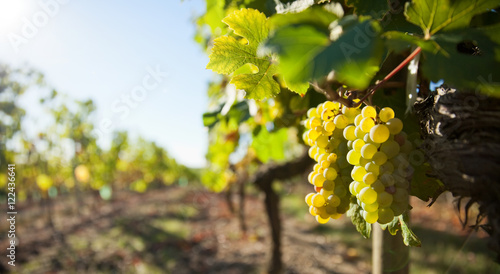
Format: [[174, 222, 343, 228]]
[[372, 223, 410, 273]]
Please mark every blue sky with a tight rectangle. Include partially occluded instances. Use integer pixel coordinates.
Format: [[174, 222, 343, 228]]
[[0, 0, 212, 168]]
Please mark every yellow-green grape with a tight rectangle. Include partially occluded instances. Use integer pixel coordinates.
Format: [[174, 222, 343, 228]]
[[372, 151, 388, 165], [309, 205, 317, 216], [308, 129, 320, 142], [323, 101, 336, 111], [342, 106, 358, 117], [386, 118, 403, 135], [324, 121, 335, 132], [312, 173, 326, 187], [315, 206, 330, 219], [308, 117, 321, 129], [330, 213, 343, 219], [308, 145, 319, 159], [316, 215, 330, 224], [305, 193, 315, 206], [360, 117, 375, 133], [371, 180, 385, 193], [349, 181, 358, 195], [323, 180, 335, 191], [323, 168, 338, 181], [312, 193, 326, 207], [354, 114, 364, 126], [327, 153, 338, 163], [320, 160, 330, 169], [379, 107, 395, 122], [380, 140, 400, 159], [361, 106, 377, 119], [363, 210, 378, 224], [377, 191, 393, 207], [361, 143, 377, 159], [343, 125, 356, 141], [313, 164, 324, 173], [307, 107, 318, 118], [370, 124, 390, 143], [359, 187, 378, 204], [351, 166, 367, 181], [362, 201, 379, 213], [377, 207, 395, 224], [321, 189, 334, 198], [347, 150, 361, 165], [363, 172, 377, 185], [365, 162, 380, 176], [333, 114, 349, 129], [316, 135, 329, 148], [317, 105, 325, 117], [308, 171, 316, 184], [321, 108, 334, 121], [352, 139, 365, 152], [327, 195, 341, 207], [328, 137, 342, 149]]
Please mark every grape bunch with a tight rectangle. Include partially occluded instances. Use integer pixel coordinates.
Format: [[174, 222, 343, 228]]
[[302, 102, 413, 225], [345, 106, 412, 224], [302, 101, 360, 224]]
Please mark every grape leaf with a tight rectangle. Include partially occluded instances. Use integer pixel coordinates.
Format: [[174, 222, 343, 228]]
[[380, 216, 401, 235], [207, 9, 281, 99], [347, 201, 371, 238], [410, 162, 445, 202], [198, 0, 226, 33], [270, 5, 339, 30], [405, 0, 499, 38], [399, 214, 421, 247], [251, 127, 288, 163], [267, 17, 384, 89]]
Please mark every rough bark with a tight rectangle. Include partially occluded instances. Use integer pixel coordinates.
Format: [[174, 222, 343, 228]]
[[251, 152, 314, 273], [415, 87, 500, 260]]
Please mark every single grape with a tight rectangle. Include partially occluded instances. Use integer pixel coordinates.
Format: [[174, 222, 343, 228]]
[[380, 140, 400, 159], [363, 210, 378, 224], [343, 125, 356, 141], [379, 107, 395, 122], [361, 143, 377, 159], [312, 193, 326, 207], [327, 153, 338, 163], [354, 114, 364, 126], [370, 124, 390, 143], [372, 151, 388, 165], [362, 201, 379, 213], [307, 107, 318, 118], [323, 180, 335, 191], [321, 109, 334, 121], [305, 193, 315, 206], [353, 139, 365, 153], [316, 215, 330, 224], [363, 172, 377, 185], [386, 118, 403, 135], [362, 106, 377, 119], [359, 187, 378, 204], [351, 166, 367, 181], [324, 121, 335, 132], [325, 203, 338, 215], [377, 191, 393, 207], [354, 126, 365, 139], [334, 114, 349, 129], [347, 150, 361, 165], [377, 207, 395, 224], [327, 195, 341, 207], [365, 162, 380, 176], [370, 180, 385, 193], [360, 117, 375, 133], [312, 173, 326, 187]]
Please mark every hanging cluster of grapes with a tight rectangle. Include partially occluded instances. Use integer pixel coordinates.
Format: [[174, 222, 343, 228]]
[[302, 101, 413, 225]]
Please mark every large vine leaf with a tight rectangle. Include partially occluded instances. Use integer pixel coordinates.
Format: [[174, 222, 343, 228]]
[[345, 0, 390, 19], [267, 16, 384, 89], [251, 126, 288, 163], [405, 0, 499, 38], [207, 9, 281, 99]]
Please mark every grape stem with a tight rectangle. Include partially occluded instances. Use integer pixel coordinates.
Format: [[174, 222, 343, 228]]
[[311, 47, 422, 107]]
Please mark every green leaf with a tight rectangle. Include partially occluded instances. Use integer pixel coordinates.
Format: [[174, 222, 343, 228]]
[[251, 127, 288, 163], [270, 5, 339, 30], [405, 0, 499, 38], [203, 111, 221, 128], [197, 0, 226, 33], [380, 216, 401, 236], [267, 17, 385, 89], [207, 9, 281, 99], [410, 162, 445, 202], [345, 0, 390, 19], [347, 201, 371, 238], [399, 214, 421, 247]]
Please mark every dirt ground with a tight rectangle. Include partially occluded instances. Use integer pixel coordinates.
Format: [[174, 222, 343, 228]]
[[0, 184, 496, 273]]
